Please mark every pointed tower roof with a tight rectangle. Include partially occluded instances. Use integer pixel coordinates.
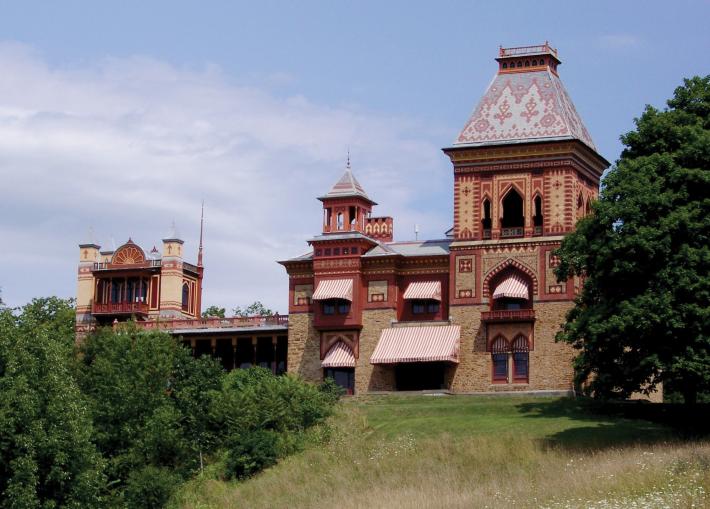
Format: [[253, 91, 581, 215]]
[[453, 43, 596, 150], [318, 159, 376, 204]]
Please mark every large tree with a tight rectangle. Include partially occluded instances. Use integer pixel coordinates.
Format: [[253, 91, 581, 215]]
[[555, 76, 710, 404], [0, 299, 105, 507]]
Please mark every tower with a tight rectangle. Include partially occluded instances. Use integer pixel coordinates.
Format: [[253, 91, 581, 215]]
[[442, 43, 609, 391]]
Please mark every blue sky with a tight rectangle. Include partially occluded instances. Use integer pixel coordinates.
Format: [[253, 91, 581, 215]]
[[0, 1, 708, 312]]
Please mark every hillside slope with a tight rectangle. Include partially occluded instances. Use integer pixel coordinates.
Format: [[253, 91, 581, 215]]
[[173, 396, 709, 508]]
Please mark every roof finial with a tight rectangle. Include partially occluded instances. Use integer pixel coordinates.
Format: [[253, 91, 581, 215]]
[[346, 147, 351, 170], [197, 200, 205, 267]]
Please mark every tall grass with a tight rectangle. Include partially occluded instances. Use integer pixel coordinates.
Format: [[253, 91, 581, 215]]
[[172, 398, 710, 509]]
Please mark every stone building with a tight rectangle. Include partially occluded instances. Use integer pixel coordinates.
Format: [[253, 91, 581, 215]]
[[280, 43, 609, 394]]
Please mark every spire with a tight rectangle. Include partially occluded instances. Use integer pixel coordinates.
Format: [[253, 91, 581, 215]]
[[197, 201, 204, 267], [318, 155, 376, 204], [165, 220, 182, 241]]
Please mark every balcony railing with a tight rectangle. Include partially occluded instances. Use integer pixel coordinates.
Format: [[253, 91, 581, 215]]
[[482, 229, 492, 239], [92, 301, 149, 315], [133, 314, 289, 331], [481, 309, 535, 322], [533, 226, 543, 236], [499, 43, 557, 58], [93, 259, 162, 271], [501, 227, 524, 238]]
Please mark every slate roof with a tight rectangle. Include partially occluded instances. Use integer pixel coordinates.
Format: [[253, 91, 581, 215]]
[[319, 168, 374, 203], [362, 239, 451, 258], [454, 68, 596, 150]]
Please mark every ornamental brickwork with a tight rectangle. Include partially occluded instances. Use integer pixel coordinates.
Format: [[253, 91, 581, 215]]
[[280, 43, 609, 395]]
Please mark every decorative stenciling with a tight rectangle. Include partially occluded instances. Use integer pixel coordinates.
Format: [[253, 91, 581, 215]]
[[368, 280, 388, 302], [456, 176, 475, 239], [293, 284, 313, 306], [455, 255, 475, 298]]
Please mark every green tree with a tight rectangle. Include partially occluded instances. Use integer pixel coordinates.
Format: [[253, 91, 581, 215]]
[[0, 299, 105, 508], [77, 325, 223, 505], [233, 301, 274, 318], [555, 76, 710, 404], [201, 305, 226, 318]]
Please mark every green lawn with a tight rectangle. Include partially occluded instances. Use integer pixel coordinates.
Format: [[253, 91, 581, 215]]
[[173, 395, 709, 509]]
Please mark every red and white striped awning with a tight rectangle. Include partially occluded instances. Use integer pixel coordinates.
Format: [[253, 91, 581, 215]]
[[312, 279, 353, 301], [322, 341, 356, 368], [371, 325, 460, 364], [492, 274, 529, 300], [402, 281, 442, 301]]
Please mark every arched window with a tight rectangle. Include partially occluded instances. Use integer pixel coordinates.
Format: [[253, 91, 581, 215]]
[[512, 335, 529, 383], [337, 212, 344, 230], [182, 283, 190, 311], [524, 60, 530, 67], [586, 199, 592, 216], [502, 62, 508, 69], [349, 206, 357, 226], [533, 195, 543, 234], [501, 188, 524, 236], [491, 336, 509, 382], [577, 193, 584, 218], [517, 61, 523, 68], [532, 59, 537, 66], [540, 58, 545, 65], [481, 198, 492, 237]]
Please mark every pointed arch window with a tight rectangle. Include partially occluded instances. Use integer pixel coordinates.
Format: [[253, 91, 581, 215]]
[[512, 335, 530, 383], [481, 198, 492, 238], [181, 282, 190, 311], [501, 188, 524, 237], [577, 193, 584, 218], [491, 336, 510, 382], [533, 195, 543, 235]]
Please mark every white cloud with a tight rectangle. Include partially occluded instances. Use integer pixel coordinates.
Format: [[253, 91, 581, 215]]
[[0, 42, 452, 312]]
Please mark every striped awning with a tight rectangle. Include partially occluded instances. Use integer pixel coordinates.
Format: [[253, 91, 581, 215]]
[[402, 281, 442, 301], [322, 341, 356, 368], [492, 274, 529, 300], [371, 325, 460, 364], [312, 279, 353, 301]]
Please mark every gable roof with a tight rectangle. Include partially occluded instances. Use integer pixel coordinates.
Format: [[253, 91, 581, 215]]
[[453, 69, 596, 150]]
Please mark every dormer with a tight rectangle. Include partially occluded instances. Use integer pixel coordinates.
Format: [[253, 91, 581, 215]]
[[318, 162, 376, 235]]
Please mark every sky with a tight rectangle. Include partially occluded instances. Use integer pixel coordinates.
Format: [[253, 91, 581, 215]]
[[0, 1, 708, 313]]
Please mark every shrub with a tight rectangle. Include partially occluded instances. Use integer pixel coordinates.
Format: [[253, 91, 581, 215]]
[[124, 465, 182, 509], [225, 429, 280, 479]]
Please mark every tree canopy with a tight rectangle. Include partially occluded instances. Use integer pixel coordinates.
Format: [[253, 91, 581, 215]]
[[233, 301, 274, 318], [555, 76, 710, 404], [201, 305, 226, 318]]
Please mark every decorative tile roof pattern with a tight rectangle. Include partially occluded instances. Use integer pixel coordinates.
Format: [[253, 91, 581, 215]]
[[321, 168, 372, 202], [455, 69, 596, 150]]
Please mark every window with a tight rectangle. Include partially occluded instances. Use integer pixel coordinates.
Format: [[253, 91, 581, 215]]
[[333, 248, 340, 256], [324, 248, 331, 256], [324, 368, 355, 395], [491, 337, 510, 383], [532, 59, 537, 66], [501, 188, 524, 228], [512, 335, 530, 382], [111, 281, 122, 303], [343, 247, 349, 255], [412, 300, 440, 314], [323, 299, 350, 316], [502, 62, 508, 69], [315, 249, 322, 257], [181, 283, 190, 311], [533, 195, 543, 227], [481, 198, 492, 233], [349, 206, 357, 226], [337, 212, 344, 230], [351, 246, 358, 254], [412, 301, 425, 314]]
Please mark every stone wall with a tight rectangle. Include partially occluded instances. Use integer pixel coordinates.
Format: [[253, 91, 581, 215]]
[[449, 301, 575, 392], [358, 309, 396, 393], [286, 313, 322, 383]]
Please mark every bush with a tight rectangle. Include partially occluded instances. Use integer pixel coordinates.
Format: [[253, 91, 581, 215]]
[[225, 429, 280, 479], [124, 465, 181, 509]]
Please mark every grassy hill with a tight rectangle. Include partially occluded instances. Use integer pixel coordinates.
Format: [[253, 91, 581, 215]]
[[172, 396, 709, 508]]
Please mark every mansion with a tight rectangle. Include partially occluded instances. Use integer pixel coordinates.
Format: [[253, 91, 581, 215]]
[[77, 43, 609, 395]]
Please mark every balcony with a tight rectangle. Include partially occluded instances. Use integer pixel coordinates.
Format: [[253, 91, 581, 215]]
[[481, 309, 535, 323], [93, 259, 161, 271], [133, 314, 289, 332], [92, 301, 149, 316], [501, 227, 524, 238]]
